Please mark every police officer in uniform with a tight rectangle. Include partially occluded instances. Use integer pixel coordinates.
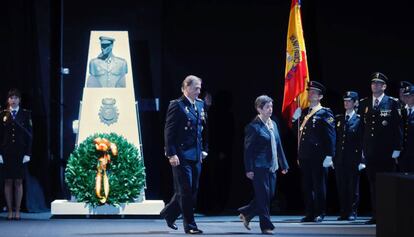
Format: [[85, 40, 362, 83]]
[[359, 72, 402, 224], [292, 81, 336, 222], [400, 83, 414, 172], [0, 89, 32, 220], [160, 75, 207, 234], [399, 81, 411, 107], [86, 36, 128, 88], [334, 91, 365, 221]]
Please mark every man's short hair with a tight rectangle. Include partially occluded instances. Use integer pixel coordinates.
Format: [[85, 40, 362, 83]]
[[181, 75, 202, 91], [8, 88, 21, 99], [255, 95, 273, 110]]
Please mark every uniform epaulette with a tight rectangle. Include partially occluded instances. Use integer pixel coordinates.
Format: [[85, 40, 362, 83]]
[[389, 96, 399, 102], [335, 114, 344, 118], [360, 97, 368, 102]]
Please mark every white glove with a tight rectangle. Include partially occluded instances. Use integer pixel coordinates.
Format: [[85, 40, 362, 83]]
[[322, 156, 333, 168], [22, 155, 31, 164], [292, 108, 302, 121], [391, 150, 400, 159], [0, 155, 3, 164], [358, 163, 366, 171]]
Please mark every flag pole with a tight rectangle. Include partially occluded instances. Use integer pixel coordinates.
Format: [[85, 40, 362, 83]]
[[296, 96, 301, 166]]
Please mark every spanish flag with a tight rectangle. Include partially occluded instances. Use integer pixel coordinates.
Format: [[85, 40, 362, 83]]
[[282, 0, 310, 126]]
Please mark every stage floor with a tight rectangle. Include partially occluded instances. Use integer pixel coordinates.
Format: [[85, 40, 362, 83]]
[[0, 212, 375, 237]]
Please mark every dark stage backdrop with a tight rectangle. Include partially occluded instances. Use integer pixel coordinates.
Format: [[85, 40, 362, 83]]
[[3, 0, 413, 215]]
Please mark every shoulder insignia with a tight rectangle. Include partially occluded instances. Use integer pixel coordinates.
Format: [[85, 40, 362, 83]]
[[326, 116, 334, 124], [388, 96, 399, 102]]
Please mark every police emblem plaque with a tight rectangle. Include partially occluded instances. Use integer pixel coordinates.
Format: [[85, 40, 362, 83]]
[[99, 98, 119, 126]]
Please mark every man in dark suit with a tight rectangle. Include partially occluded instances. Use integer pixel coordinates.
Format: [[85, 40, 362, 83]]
[[400, 83, 414, 172], [334, 91, 365, 221], [0, 89, 32, 220], [160, 75, 207, 234], [359, 72, 402, 224], [292, 81, 336, 223]]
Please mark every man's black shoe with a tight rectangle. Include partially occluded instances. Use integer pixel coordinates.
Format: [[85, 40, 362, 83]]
[[185, 228, 203, 234], [314, 215, 324, 222], [337, 216, 347, 221], [166, 220, 178, 230], [365, 218, 376, 225], [347, 215, 356, 221], [300, 216, 314, 222]]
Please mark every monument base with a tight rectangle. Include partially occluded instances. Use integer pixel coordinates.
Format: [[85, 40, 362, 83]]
[[51, 199, 164, 216]]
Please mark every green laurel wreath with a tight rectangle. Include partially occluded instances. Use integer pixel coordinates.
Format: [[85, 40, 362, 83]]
[[65, 133, 146, 207]]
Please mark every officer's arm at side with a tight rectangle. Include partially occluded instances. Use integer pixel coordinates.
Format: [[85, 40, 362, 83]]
[[164, 101, 180, 158]]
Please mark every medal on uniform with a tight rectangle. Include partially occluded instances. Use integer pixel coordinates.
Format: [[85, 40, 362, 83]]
[[382, 120, 388, 126], [380, 110, 391, 117]]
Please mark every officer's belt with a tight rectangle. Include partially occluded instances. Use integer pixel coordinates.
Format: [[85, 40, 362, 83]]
[[299, 104, 322, 138]]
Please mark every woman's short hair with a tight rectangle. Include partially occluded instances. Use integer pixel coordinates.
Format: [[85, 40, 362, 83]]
[[181, 75, 202, 91], [255, 95, 273, 110]]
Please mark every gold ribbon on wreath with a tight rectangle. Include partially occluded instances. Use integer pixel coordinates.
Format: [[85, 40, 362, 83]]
[[93, 137, 118, 204]]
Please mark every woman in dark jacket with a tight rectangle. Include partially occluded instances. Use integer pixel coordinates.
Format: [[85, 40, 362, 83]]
[[0, 89, 32, 220], [238, 95, 289, 235]]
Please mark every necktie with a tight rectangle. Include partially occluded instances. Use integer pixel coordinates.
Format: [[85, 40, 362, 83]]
[[268, 125, 278, 172], [11, 110, 17, 120], [344, 115, 350, 130], [409, 108, 412, 117], [374, 98, 379, 110]]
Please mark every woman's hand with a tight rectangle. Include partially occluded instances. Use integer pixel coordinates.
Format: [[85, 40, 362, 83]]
[[246, 172, 254, 180]]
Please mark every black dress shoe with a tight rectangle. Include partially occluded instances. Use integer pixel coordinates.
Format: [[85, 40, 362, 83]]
[[185, 228, 203, 234], [347, 215, 356, 221], [301, 216, 314, 222], [314, 215, 324, 222], [337, 216, 347, 221], [261, 229, 274, 235], [365, 218, 376, 224], [166, 220, 178, 230]]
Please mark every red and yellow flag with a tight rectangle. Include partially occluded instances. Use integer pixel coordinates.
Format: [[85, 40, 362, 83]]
[[282, 0, 309, 126]]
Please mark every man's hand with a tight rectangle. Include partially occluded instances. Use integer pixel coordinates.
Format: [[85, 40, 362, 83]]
[[322, 156, 333, 168], [23, 155, 31, 164], [168, 155, 180, 167], [292, 108, 302, 121], [246, 172, 254, 180], [281, 169, 288, 175]]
